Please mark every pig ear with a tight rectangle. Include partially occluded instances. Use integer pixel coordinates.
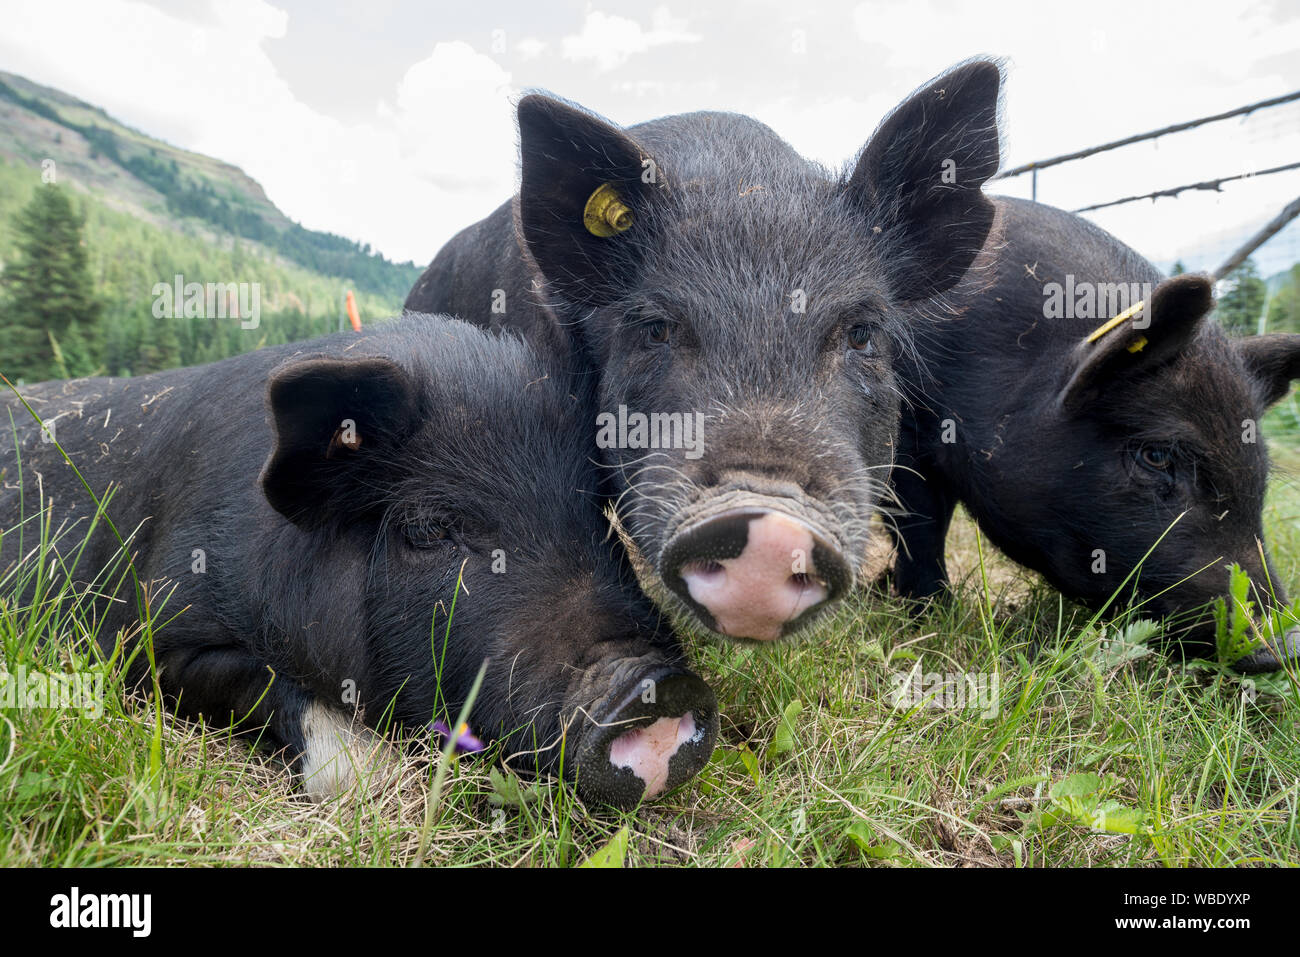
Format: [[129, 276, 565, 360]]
[[1237, 333, 1300, 407], [1058, 274, 1213, 414], [516, 94, 663, 307], [846, 59, 1003, 301], [261, 357, 418, 528]]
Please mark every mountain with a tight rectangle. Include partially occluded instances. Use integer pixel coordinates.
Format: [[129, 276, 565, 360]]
[[0, 70, 423, 376]]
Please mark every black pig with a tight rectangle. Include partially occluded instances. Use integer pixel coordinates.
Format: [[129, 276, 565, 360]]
[[406, 60, 1005, 644], [0, 317, 718, 806], [888, 196, 1300, 671]]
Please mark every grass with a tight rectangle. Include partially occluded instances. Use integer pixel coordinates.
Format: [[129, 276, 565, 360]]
[[3, 410, 1300, 867]]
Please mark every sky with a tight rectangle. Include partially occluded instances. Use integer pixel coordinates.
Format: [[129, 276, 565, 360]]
[[2, 0, 1298, 276]]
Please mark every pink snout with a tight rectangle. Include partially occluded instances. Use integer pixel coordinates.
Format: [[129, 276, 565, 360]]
[[609, 712, 699, 799], [575, 668, 718, 808], [662, 508, 849, 641]]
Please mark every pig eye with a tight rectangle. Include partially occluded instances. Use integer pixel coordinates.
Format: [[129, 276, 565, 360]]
[[644, 319, 672, 346], [847, 324, 874, 352], [1132, 445, 1177, 488], [402, 521, 454, 550], [1138, 446, 1174, 472]]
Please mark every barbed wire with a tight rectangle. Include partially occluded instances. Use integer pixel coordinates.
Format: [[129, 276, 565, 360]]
[[996, 89, 1300, 279], [1073, 162, 1300, 214], [993, 90, 1300, 181]]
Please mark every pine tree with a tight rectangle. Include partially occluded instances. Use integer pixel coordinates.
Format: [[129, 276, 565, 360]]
[[1216, 258, 1267, 335], [137, 315, 182, 372], [0, 183, 102, 381], [1265, 263, 1300, 335]]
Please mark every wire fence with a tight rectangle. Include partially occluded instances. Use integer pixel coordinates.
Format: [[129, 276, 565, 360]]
[[991, 91, 1300, 290]]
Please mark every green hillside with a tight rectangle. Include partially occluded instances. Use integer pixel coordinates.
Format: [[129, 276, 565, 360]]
[[0, 70, 422, 379]]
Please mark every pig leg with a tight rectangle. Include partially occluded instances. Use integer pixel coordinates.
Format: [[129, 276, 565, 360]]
[[889, 464, 957, 602], [153, 644, 388, 800], [296, 701, 391, 800]]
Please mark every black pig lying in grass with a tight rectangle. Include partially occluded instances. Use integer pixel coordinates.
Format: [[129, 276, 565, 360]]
[[888, 197, 1300, 672], [406, 59, 1005, 645], [0, 317, 718, 806]]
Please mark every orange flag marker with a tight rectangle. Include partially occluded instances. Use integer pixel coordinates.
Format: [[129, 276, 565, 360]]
[[345, 290, 362, 331]]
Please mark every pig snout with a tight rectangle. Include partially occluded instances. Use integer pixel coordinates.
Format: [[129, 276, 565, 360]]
[[660, 506, 850, 641], [574, 664, 718, 808], [1232, 627, 1300, 674]]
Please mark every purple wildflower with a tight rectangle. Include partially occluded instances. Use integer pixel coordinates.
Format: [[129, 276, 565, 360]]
[[430, 719, 486, 754]]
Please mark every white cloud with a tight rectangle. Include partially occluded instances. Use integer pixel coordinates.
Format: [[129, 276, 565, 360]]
[[383, 42, 517, 191], [515, 36, 548, 59], [0, 0, 519, 266], [562, 6, 701, 71], [748, 94, 900, 173], [1, 0, 1296, 277]]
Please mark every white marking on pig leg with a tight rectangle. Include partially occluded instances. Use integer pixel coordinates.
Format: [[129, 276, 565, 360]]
[[608, 712, 701, 799], [299, 702, 389, 801]]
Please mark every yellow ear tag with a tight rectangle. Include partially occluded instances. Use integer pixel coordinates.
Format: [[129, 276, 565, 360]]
[[1126, 336, 1148, 354], [583, 183, 634, 237], [1085, 299, 1146, 343]]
